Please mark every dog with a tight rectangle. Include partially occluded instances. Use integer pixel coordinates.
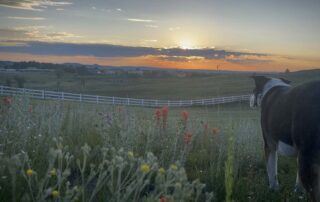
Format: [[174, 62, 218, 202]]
[[251, 75, 320, 201]]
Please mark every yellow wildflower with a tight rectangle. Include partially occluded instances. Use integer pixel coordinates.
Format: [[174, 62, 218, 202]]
[[140, 164, 151, 173], [175, 182, 182, 188], [170, 164, 178, 170], [26, 169, 33, 177], [158, 167, 166, 174], [128, 151, 134, 158], [51, 190, 60, 198], [49, 169, 56, 177]]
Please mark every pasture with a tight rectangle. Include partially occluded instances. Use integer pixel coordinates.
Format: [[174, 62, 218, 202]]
[[1, 70, 320, 201]]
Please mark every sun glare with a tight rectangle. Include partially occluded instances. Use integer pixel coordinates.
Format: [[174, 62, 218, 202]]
[[178, 38, 195, 49]]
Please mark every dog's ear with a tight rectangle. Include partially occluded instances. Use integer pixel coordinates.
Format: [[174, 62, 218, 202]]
[[279, 78, 291, 84]]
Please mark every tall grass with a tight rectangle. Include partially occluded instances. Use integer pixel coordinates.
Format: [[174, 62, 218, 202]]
[[0, 96, 309, 201]]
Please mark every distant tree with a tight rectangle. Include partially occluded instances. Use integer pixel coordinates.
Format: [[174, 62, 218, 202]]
[[285, 68, 290, 74], [5, 78, 12, 86], [14, 76, 26, 88]]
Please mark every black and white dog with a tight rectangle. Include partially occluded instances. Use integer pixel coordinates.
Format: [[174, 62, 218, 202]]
[[251, 76, 320, 201]]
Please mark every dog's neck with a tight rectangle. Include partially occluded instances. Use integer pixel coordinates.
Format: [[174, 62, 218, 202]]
[[261, 79, 290, 101]]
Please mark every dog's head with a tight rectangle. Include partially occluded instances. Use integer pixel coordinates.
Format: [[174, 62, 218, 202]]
[[250, 76, 291, 107]]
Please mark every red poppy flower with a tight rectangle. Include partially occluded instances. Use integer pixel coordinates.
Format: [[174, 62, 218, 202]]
[[181, 111, 189, 123], [212, 127, 220, 135], [184, 132, 192, 144], [3, 96, 12, 105], [155, 109, 162, 119], [159, 196, 167, 202]]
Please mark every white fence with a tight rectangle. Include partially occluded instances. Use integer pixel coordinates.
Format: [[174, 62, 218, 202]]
[[0, 85, 251, 107]]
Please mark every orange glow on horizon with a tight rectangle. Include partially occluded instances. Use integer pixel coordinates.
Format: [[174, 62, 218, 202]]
[[0, 52, 319, 72]]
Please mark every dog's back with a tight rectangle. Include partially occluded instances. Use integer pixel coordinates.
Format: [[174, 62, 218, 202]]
[[290, 80, 320, 153]]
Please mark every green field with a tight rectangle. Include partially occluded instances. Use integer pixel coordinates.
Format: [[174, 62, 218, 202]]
[[1, 69, 320, 99], [1, 70, 320, 201]]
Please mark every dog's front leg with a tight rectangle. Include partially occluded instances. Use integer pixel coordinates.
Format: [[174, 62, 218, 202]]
[[266, 147, 280, 190]]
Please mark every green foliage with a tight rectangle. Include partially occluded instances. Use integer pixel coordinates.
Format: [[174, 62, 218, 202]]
[[225, 127, 235, 202], [14, 76, 26, 88], [0, 96, 311, 201]]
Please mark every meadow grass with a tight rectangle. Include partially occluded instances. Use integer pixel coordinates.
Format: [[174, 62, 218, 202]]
[[1, 70, 320, 100], [0, 96, 311, 201]]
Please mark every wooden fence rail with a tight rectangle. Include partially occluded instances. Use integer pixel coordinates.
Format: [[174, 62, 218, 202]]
[[0, 85, 251, 107]]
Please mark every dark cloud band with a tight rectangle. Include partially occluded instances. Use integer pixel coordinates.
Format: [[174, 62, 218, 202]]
[[0, 40, 269, 60]]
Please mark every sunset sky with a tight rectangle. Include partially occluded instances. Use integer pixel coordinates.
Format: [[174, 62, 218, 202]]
[[0, 0, 319, 72]]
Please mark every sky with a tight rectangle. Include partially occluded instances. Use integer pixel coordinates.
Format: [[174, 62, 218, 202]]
[[0, 0, 319, 72]]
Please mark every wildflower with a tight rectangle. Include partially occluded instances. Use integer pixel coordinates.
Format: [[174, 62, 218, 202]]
[[161, 106, 169, 118], [161, 106, 169, 127], [128, 151, 134, 158], [3, 96, 12, 106], [181, 111, 189, 123], [184, 132, 192, 144], [170, 164, 178, 170], [175, 182, 182, 188], [159, 196, 167, 202], [204, 123, 208, 131], [212, 127, 220, 135], [158, 167, 166, 174], [140, 163, 151, 173], [155, 109, 162, 124], [49, 169, 56, 177], [154, 109, 162, 121], [29, 105, 33, 113], [26, 169, 33, 177], [51, 190, 60, 198]]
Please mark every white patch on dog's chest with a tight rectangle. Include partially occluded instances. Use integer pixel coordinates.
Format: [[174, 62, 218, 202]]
[[277, 141, 297, 157]]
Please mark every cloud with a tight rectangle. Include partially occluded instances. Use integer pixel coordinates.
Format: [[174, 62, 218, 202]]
[[0, 41, 270, 65], [126, 18, 154, 23], [0, 29, 29, 40], [143, 39, 158, 42], [0, 0, 72, 11], [226, 54, 272, 65], [7, 16, 46, 20], [0, 28, 80, 41], [169, 27, 181, 31], [145, 24, 159, 28]]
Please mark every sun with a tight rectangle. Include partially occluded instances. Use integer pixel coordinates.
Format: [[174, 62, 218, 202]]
[[178, 38, 195, 49]]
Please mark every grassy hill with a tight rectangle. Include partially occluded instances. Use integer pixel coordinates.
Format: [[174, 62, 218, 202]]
[[1, 68, 320, 99]]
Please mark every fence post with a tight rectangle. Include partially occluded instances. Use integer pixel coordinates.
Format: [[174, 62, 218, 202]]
[[127, 98, 130, 106], [80, 94, 82, 102], [112, 97, 115, 105], [42, 90, 45, 99], [167, 100, 170, 107], [96, 96, 99, 104], [61, 92, 64, 100], [141, 99, 144, 106]]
